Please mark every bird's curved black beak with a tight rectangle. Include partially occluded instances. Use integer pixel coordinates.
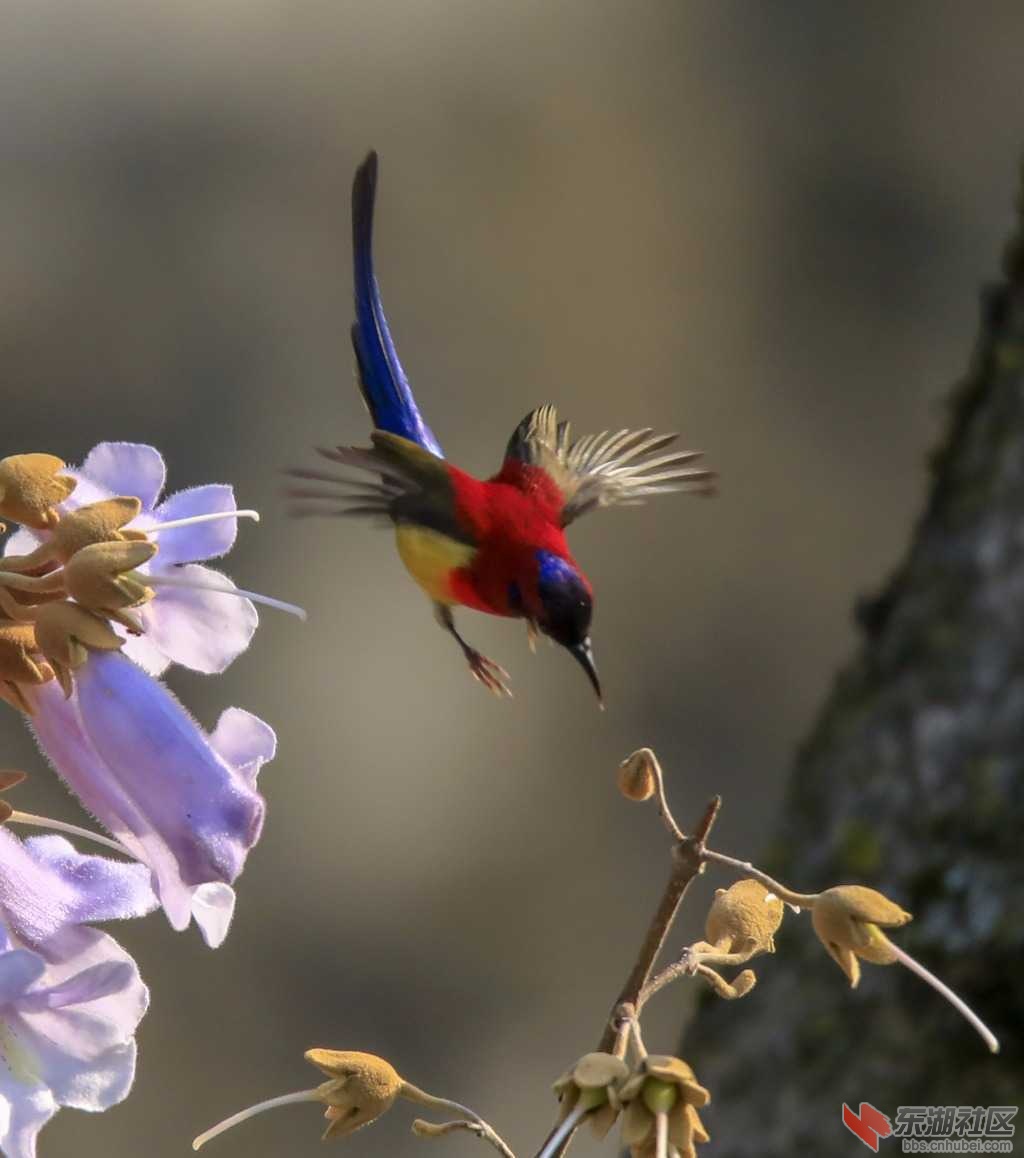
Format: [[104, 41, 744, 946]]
[[570, 638, 604, 708]]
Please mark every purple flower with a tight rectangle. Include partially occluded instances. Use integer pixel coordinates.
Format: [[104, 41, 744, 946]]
[[0, 829, 152, 1158], [28, 652, 276, 948], [5, 441, 275, 676]]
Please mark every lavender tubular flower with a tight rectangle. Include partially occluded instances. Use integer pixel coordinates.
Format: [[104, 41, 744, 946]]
[[0, 830, 153, 1158], [28, 653, 275, 947]]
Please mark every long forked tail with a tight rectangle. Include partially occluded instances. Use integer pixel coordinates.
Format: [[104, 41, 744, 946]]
[[351, 151, 444, 456]]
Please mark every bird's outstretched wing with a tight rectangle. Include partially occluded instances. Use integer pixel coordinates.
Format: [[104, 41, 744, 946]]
[[502, 405, 715, 526], [287, 432, 475, 545]]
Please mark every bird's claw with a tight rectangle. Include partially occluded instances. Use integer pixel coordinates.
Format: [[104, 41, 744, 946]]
[[525, 619, 538, 653], [465, 649, 513, 697]]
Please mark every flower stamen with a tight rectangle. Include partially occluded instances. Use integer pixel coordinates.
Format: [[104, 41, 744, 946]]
[[536, 1101, 588, 1158], [192, 1089, 321, 1150], [6, 810, 135, 859], [148, 509, 260, 535], [887, 941, 999, 1054], [146, 570, 307, 620]]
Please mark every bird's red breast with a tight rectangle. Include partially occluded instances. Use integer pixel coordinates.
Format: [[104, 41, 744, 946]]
[[440, 462, 580, 617]]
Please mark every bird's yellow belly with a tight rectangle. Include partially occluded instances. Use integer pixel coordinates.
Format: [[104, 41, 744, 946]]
[[395, 525, 476, 604]]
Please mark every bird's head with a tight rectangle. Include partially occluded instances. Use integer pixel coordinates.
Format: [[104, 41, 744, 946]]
[[534, 551, 602, 705]]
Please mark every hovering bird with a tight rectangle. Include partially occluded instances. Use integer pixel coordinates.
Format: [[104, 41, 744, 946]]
[[289, 152, 715, 704]]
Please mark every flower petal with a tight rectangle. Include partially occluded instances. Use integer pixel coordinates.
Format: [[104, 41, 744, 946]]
[[78, 444, 165, 511], [0, 829, 74, 947], [21, 836, 156, 926], [0, 950, 46, 1006], [2, 527, 41, 557], [136, 565, 257, 674], [18, 961, 134, 1013], [13, 925, 146, 1112], [209, 708, 277, 786], [152, 484, 239, 564], [119, 630, 171, 678], [0, 1069, 56, 1158], [190, 883, 236, 949]]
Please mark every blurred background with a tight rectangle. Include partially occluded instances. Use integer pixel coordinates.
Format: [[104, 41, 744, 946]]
[[2, 1, 1022, 1155]]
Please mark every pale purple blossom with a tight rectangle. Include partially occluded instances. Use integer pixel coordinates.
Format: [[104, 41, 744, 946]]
[[28, 652, 276, 948], [4, 441, 265, 676], [0, 828, 153, 1158]]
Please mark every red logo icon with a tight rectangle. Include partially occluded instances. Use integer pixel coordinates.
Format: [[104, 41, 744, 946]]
[[843, 1103, 893, 1151]]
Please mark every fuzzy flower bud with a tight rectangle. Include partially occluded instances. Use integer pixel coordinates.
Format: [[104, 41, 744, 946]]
[[705, 879, 784, 954], [553, 1052, 629, 1138], [0, 620, 53, 713], [49, 497, 146, 563], [305, 1049, 404, 1140], [63, 540, 157, 631], [193, 1049, 406, 1151], [33, 601, 124, 696], [620, 1055, 710, 1158], [811, 885, 912, 988], [617, 749, 659, 802], [0, 454, 76, 529]]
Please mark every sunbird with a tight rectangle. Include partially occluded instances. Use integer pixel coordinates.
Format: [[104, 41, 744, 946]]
[[289, 152, 715, 704]]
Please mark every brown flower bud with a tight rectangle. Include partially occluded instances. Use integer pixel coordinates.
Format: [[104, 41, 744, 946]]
[[811, 885, 912, 988], [705, 879, 784, 954], [305, 1049, 404, 1140], [553, 1052, 629, 1138], [620, 1056, 710, 1156], [193, 1049, 409, 1151], [0, 454, 76, 529], [50, 497, 145, 563], [63, 540, 157, 631], [33, 601, 123, 696], [0, 620, 53, 714], [617, 749, 659, 802]]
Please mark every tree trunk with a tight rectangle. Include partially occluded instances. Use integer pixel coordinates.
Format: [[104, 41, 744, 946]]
[[684, 162, 1024, 1154]]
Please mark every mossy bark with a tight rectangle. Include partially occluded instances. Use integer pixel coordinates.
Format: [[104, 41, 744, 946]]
[[684, 165, 1024, 1153]]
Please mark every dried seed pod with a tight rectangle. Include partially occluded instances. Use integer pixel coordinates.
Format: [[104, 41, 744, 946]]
[[705, 878, 784, 954]]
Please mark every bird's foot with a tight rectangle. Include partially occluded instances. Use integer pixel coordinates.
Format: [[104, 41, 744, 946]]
[[464, 648, 513, 698], [525, 619, 539, 653]]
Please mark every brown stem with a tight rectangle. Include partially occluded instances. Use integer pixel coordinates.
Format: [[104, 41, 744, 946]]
[[402, 1084, 516, 1158], [596, 797, 721, 1053], [700, 848, 818, 909], [638, 938, 763, 1009]]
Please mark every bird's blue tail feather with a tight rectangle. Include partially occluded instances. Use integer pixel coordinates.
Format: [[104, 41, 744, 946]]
[[351, 151, 443, 457]]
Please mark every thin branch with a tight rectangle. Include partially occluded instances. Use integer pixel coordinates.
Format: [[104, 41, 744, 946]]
[[650, 752, 684, 841], [402, 1084, 516, 1158], [638, 938, 762, 1009], [413, 1119, 517, 1158], [628, 1013, 649, 1060], [692, 963, 756, 1000], [596, 798, 721, 1053], [693, 795, 722, 845], [701, 848, 818, 909], [611, 1005, 635, 1059]]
